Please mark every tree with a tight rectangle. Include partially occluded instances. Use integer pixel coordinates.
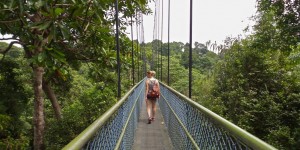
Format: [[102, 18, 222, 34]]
[[254, 0, 300, 54], [0, 43, 32, 149], [212, 38, 300, 148], [0, 1, 150, 149]]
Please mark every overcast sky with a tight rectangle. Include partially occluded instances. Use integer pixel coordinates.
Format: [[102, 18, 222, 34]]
[[127, 0, 257, 45]]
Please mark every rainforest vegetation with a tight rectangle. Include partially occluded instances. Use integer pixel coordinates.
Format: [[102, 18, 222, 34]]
[[0, 0, 299, 149]]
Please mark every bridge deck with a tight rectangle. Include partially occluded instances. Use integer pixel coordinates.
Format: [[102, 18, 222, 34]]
[[132, 100, 173, 150]]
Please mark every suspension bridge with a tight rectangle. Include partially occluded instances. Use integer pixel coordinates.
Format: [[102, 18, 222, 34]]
[[63, 0, 277, 149], [63, 79, 276, 150]]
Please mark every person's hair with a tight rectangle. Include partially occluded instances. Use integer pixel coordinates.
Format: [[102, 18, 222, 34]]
[[151, 71, 156, 76], [147, 70, 151, 74]]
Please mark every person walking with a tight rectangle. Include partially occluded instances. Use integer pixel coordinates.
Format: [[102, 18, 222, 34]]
[[145, 70, 160, 124]]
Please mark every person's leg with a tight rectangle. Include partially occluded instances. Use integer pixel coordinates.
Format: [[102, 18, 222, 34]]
[[146, 99, 153, 123], [151, 99, 157, 121]]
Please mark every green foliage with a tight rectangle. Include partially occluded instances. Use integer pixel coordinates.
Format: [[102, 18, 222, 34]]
[[0, 43, 32, 149], [0, 0, 151, 148], [180, 42, 219, 73], [44, 65, 117, 149], [0, 0, 298, 149], [254, 0, 300, 54], [210, 38, 300, 148], [202, 1, 300, 148]]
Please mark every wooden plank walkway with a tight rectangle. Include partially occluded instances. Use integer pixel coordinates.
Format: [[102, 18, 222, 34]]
[[132, 100, 173, 150]]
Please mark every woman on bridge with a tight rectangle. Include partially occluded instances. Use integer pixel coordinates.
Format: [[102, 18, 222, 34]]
[[145, 70, 160, 124]]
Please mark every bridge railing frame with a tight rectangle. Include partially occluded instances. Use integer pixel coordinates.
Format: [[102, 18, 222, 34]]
[[63, 79, 145, 150], [159, 81, 277, 150]]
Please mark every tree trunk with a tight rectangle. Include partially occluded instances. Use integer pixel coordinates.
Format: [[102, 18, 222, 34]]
[[33, 66, 45, 150], [42, 80, 62, 120]]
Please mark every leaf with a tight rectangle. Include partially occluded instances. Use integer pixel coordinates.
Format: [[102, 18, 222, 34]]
[[53, 49, 65, 57], [37, 52, 46, 63], [58, 23, 70, 39], [49, 49, 67, 63], [50, 24, 56, 41], [9, 0, 14, 10], [18, 0, 24, 14], [55, 8, 63, 16], [35, 0, 44, 8], [37, 21, 52, 30]]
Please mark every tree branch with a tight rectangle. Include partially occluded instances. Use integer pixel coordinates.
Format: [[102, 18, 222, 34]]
[[42, 79, 62, 120], [0, 38, 19, 41], [54, 4, 73, 7], [0, 19, 21, 23], [82, 0, 93, 30], [0, 41, 22, 58]]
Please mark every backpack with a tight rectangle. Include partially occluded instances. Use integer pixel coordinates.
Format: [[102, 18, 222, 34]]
[[147, 79, 159, 99]]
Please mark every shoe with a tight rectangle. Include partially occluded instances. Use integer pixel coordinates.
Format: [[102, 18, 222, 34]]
[[151, 117, 155, 122], [148, 118, 152, 124]]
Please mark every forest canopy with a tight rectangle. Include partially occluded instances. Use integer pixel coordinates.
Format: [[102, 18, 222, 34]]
[[0, 0, 299, 149]]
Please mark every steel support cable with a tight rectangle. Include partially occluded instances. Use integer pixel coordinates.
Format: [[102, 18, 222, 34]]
[[130, 16, 134, 85], [188, 0, 193, 98], [160, 0, 164, 81], [157, 0, 160, 77], [115, 0, 121, 97], [140, 14, 146, 75], [139, 13, 143, 76], [136, 11, 140, 81], [137, 12, 145, 77], [152, 0, 158, 70], [167, 0, 170, 85]]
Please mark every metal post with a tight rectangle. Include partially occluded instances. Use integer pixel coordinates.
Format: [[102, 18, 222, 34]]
[[189, 0, 193, 98], [115, 0, 121, 97]]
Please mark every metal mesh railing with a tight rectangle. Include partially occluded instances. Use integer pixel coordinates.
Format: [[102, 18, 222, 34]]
[[63, 80, 145, 150], [64, 79, 276, 150], [158, 82, 276, 150]]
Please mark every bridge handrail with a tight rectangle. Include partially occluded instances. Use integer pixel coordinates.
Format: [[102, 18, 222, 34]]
[[160, 81, 277, 150], [63, 80, 144, 150]]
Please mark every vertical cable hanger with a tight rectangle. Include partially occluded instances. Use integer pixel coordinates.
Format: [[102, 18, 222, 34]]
[[189, 0, 193, 98], [138, 12, 144, 78], [167, 0, 170, 85], [157, 0, 160, 78], [152, 0, 158, 70], [140, 13, 146, 75], [160, 0, 163, 81], [115, 0, 121, 97], [130, 16, 134, 85], [140, 12, 144, 78], [136, 11, 140, 81]]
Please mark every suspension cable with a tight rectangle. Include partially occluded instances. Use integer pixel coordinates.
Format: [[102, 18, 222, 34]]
[[130, 16, 134, 85], [136, 11, 140, 81], [160, 0, 163, 81], [140, 13, 146, 75], [189, 0, 193, 98], [157, 0, 160, 79], [115, 0, 121, 98], [152, 1, 157, 70], [167, 0, 170, 85]]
